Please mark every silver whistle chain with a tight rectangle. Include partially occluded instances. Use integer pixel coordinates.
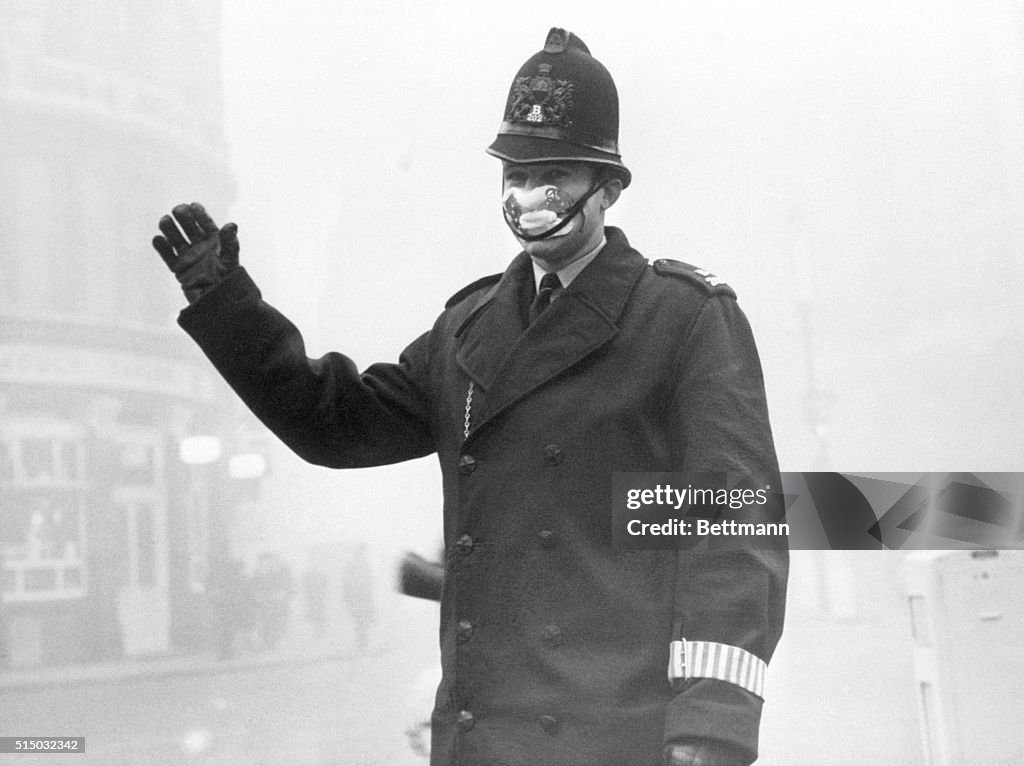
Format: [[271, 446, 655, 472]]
[[463, 380, 474, 439]]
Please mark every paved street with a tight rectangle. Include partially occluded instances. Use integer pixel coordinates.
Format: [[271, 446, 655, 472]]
[[0, 614, 925, 766], [4, 552, 1004, 765], [1, 644, 438, 766]]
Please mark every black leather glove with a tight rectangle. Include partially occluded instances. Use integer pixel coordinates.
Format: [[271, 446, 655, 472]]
[[663, 740, 750, 766], [152, 202, 239, 304]]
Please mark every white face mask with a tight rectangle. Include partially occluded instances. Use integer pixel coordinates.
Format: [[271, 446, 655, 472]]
[[502, 184, 577, 240]]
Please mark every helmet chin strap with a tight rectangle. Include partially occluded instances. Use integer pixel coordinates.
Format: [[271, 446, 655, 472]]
[[504, 180, 607, 242]]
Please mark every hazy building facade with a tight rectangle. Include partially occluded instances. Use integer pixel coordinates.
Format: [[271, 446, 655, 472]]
[[0, 1, 238, 667]]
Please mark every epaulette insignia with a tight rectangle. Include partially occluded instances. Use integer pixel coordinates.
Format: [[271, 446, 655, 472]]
[[445, 273, 502, 309], [652, 259, 737, 298]]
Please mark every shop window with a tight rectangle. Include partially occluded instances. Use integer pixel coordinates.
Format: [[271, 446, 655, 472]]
[[24, 568, 57, 592], [23, 439, 58, 482], [61, 441, 80, 481], [0, 425, 87, 602]]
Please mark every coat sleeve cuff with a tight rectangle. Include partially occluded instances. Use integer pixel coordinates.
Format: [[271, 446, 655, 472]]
[[176, 267, 283, 365], [663, 678, 763, 763], [178, 267, 260, 332]]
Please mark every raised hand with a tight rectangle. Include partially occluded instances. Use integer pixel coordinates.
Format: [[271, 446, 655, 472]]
[[152, 202, 239, 303]]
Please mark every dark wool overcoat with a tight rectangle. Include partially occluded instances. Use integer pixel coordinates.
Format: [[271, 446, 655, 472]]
[[179, 227, 788, 766]]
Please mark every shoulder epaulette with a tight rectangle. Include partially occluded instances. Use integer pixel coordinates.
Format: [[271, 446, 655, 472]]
[[445, 273, 502, 309], [651, 259, 737, 299]]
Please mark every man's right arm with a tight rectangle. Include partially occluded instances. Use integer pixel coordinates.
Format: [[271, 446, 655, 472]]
[[153, 203, 436, 468]]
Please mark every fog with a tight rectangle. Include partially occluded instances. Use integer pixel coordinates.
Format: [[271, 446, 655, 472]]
[[2, 1, 1023, 763], [210, 0, 1024, 555]]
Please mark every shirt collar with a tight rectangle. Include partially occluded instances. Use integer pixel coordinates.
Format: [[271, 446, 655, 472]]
[[531, 236, 607, 292]]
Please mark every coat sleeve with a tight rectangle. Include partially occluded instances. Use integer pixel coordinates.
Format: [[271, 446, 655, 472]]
[[177, 267, 436, 468], [662, 294, 789, 764]]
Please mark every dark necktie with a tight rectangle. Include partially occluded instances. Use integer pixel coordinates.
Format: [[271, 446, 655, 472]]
[[529, 272, 562, 323]]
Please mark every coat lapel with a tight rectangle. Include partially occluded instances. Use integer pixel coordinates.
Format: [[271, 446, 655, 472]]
[[456, 228, 647, 434], [454, 253, 533, 391]]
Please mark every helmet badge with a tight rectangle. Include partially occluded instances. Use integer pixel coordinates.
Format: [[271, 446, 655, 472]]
[[507, 63, 575, 129]]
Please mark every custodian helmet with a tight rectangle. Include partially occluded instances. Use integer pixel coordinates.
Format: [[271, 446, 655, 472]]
[[486, 28, 631, 188]]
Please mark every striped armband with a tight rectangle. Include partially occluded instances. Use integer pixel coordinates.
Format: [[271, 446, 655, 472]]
[[667, 639, 767, 699]]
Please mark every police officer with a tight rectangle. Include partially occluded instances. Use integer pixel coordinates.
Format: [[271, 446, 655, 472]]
[[153, 28, 787, 766]]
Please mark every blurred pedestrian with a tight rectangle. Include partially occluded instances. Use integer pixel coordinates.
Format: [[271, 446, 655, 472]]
[[206, 557, 246, 660], [341, 543, 376, 652], [251, 552, 293, 650], [302, 561, 329, 638]]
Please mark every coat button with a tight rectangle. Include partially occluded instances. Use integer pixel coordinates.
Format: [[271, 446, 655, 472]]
[[456, 619, 474, 643], [543, 444, 563, 466], [455, 534, 474, 555], [541, 624, 564, 647], [458, 454, 477, 474], [538, 714, 559, 734], [537, 530, 556, 548], [457, 710, 475, 731]]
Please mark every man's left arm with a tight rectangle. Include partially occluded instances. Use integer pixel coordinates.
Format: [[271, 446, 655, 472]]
[[662, 294, 789, 766]]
